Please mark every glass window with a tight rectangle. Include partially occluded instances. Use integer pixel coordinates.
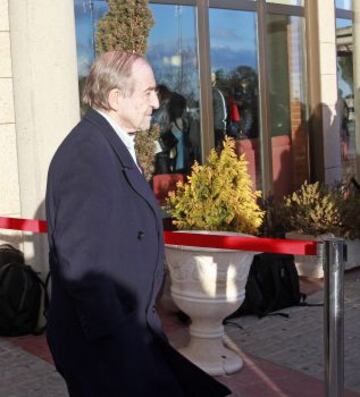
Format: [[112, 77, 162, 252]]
[[266, 14, 309, 198], [336, 18, 356, 179], [335, 0, 352, 10], [147, 4, 201, 176], [266, 0, 304, 5], [74, 0, 108, 114], [209, 9, 261, 190]]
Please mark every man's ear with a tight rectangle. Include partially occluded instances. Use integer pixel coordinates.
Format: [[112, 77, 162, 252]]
[[108, 88, 123, 111]]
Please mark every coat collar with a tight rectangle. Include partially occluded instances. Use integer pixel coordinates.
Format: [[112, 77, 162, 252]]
[[84, 108, 135, 169], [83, 108, 161, 230]]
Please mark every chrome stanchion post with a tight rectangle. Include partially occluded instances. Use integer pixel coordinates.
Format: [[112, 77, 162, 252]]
[[322, 238, 345, 397]]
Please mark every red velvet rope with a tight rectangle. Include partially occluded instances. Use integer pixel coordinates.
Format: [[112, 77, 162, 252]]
[[164, 232, 317, 256], [0, 217, 317, 256], [0, 217, 48, 234]]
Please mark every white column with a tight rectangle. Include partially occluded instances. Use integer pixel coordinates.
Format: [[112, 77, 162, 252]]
[[0, 0, 21, 227], [8, 0, 80, 271], [316, 0, 342, 184], [353, 0, 360, 177]]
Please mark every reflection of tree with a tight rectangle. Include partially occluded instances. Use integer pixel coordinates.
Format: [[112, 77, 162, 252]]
[[338, 55, 353, 91], [148, 45, 199, 107], [215, 66, 258, 97]]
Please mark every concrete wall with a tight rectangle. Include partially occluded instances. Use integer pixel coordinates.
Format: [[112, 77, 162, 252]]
[[0, 0, 22, 246], [316, 0, 342, 183], [0, 0, 81, 273]]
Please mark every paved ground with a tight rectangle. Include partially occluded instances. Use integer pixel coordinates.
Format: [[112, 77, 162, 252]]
[[223, 268, 360, 392], [0, 269, 359, 396], [0, 338, 66, 396]]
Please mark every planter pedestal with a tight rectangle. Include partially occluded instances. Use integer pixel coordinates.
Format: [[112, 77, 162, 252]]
[[177, 308, 243, 375], [165, 231, 256, 376]]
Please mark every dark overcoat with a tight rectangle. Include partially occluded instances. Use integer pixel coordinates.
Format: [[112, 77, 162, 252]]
[[45, 109, 230, 397]]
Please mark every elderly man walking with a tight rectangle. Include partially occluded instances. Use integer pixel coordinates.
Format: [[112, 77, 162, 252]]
[[45, 51, 231, 397]]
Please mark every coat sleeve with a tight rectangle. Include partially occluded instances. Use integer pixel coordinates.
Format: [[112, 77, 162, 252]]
[[49, 137, 131, 341]]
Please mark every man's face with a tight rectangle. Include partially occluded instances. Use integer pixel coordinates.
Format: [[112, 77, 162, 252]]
[[116, 60, 159, 132]]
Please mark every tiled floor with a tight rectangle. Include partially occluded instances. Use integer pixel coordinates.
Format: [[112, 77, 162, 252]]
[[5, 323, 359, 397], [159, 275, 360, 397], [7, 334, 54, 364], [3, 270, 360, 397]]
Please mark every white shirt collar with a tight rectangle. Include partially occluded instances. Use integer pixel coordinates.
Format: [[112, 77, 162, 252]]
[[95, 108, 140, 171]]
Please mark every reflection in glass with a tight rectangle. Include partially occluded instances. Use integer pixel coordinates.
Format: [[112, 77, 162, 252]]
[[335, 0, 352, 10], [336, 18, 356, 179], [148, 5, 201, 176], [267, 14, 309, 198], [209, 9, 261, 190], [73, 0, 108, 113], [266, 0, 303, 5]]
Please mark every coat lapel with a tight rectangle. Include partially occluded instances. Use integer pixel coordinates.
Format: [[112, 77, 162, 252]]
[[84, 109, 161, 228]]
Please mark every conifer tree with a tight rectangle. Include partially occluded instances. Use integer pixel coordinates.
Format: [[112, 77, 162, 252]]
[[96, 0, 154, 55]]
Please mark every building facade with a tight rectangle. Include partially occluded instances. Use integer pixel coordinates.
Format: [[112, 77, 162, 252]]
[[0, 0, 358, 269]]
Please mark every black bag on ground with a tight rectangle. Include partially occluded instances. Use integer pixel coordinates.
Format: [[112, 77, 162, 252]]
[[0, 244, 24, 267], [0, 245, 48, 336], [228, 253, 304, 319]]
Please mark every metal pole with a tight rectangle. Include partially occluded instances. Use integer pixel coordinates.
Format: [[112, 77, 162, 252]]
[[321, 238, 345, 397]]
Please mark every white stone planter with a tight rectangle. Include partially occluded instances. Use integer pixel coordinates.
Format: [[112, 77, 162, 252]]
[[344, 239, 360, 271], [286, 232, 360, 278], [158, 265, 179, 314], [165, 231, 257, 376]]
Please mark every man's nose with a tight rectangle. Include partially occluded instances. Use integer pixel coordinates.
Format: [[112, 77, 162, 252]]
[[151, 91, 160, 109]]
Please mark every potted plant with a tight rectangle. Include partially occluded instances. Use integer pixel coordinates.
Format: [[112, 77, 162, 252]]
[[274, 180, 360, 277], [164, 137, 264, 375]]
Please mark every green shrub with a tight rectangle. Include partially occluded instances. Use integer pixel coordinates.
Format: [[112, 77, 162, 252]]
[[166, 137, 264, 234], [279, 181, 343, 236]]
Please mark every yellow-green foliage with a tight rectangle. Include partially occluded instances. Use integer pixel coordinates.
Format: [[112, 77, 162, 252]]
[[282, 181, 342, 236], [166, 137, 264, 234]]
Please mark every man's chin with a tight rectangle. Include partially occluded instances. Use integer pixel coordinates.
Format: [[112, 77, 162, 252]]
[[139, 123, 151, 131]]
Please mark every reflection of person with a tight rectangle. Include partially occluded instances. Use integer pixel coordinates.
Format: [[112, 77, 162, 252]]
[[236, 77, 254, 136], [226, 66, 259, 139], [46, 51, 230, 397], [227, 94, 242, 139], [212, 72, 227, 147], [152, 84, 173, 174], [152, 84, 172, 133], [338, 90, 350, 160], [168, 92, 188, 172]]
